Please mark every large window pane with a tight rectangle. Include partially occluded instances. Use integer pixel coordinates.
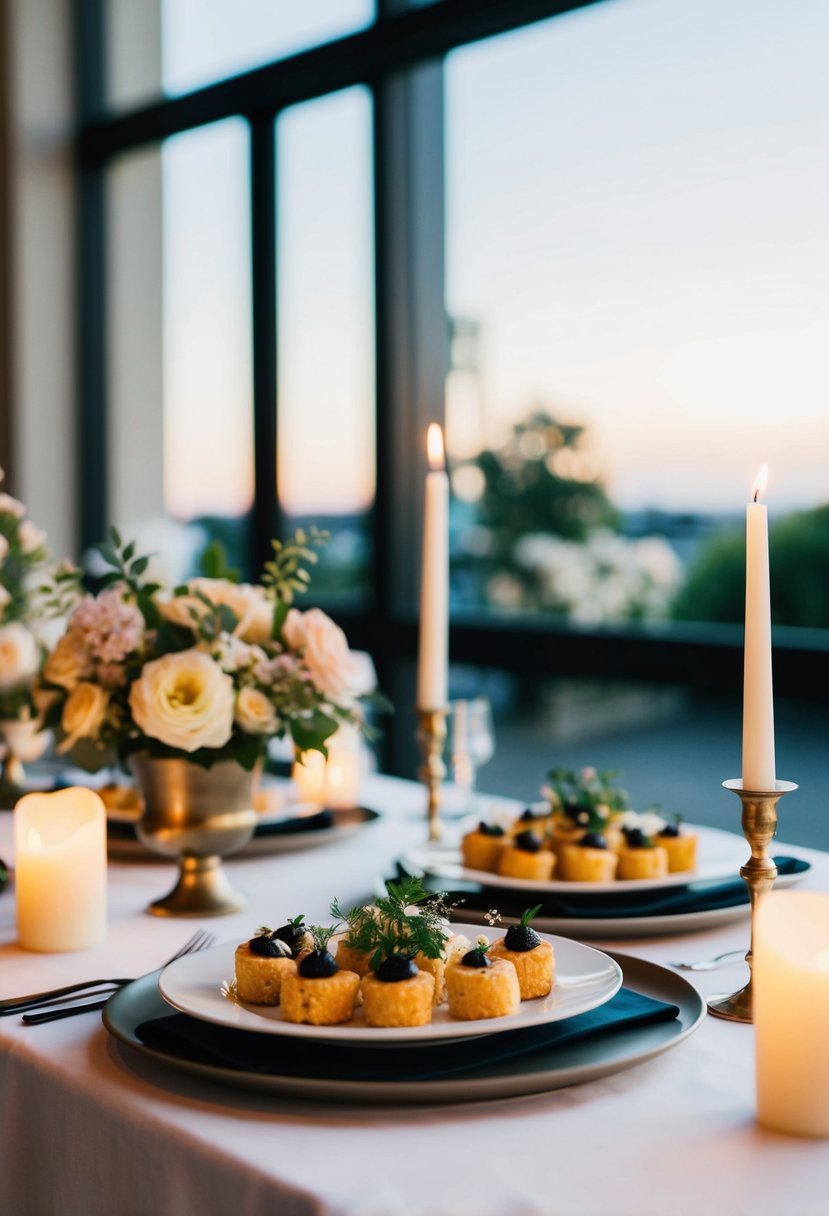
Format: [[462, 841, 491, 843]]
[[277, 87, 375, 607], [106, 0, 375, 111], [446, 0, 829, 633], [107, 118, 252, 579]]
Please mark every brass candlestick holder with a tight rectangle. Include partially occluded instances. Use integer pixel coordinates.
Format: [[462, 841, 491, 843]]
[[417, 707, 448, 842], [707, 777, 797, 1023]]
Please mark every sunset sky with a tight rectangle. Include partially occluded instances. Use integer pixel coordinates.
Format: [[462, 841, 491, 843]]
[[159, 0, 829, 521]]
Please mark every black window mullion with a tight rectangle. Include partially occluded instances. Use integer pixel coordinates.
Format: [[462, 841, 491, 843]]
[[249, 113, 280, 575]]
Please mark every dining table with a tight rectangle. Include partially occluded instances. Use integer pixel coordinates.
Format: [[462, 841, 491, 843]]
[[1, 771, 827, 1216]]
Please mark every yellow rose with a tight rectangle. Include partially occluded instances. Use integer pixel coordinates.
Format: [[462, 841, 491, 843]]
[[57, 682, 109, 753], [129, 648, 234, 752], [0, 623, 40, 691], [43, 630, 90, 691], [234, 686, 277, 735]]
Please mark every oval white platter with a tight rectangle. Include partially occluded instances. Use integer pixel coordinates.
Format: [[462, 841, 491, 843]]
[[405, 823, 746, 895], [158, 927, 622, 1045]]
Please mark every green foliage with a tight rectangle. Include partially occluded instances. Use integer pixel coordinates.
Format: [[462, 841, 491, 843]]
[[332, 877, 454, 969], [674, 505, 829, 629], [262, 528, 329, 610], [545, 767, 628, 831], [519, 904, 542, 928], [199, 539, 240, 583]]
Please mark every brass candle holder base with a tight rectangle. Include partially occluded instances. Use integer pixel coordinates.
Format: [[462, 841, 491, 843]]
[[416, 707, 448, 842], [707, 777, 797, 1024]]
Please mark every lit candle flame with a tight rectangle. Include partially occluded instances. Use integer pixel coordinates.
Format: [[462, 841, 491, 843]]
[[753, 464, 769, 503], [427, 423, 445, 471]]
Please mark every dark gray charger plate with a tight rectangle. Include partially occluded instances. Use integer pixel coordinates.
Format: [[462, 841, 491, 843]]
[[107, 805, 380, 861], [102, 953, 705, 1105]]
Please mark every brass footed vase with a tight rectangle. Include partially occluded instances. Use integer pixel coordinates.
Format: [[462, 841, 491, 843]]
[[130, 755, 258, 917]]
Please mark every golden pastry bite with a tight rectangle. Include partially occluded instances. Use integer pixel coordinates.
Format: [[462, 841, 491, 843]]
[[617, 828, 669, 880], [511, 806, 552, 838], [559, 833, 619, 882], [497, 831, 555, 882], [234, 930, 297, 1005], [280, 926, 360, 1025], [548, 821, 586, 862], [461, 821, 507, 872], [360, 956, 435, 1027], [335, 938, 374, 977], [414, 951, 446, 1005], [445, 937, 520, 1021], [490, 906, 554, 1000], [654, 821, 698, 873]]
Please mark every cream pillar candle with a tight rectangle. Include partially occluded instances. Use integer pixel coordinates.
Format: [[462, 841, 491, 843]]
[[755, 891, 829, 1137], [742, 465, 775, 790], [15, 787, 107, 952], [292, 726, 363, 810], [416, 423, 449, 709]]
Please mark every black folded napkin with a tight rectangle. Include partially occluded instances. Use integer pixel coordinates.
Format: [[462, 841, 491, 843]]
[[136, 987, 677, 1083], [397, 855, 809, 920], [106, 807, 335, 843]]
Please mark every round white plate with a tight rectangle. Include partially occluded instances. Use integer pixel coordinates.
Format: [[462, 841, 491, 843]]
[[157, 927, 622, 1044], [405, 823, 746, 895]]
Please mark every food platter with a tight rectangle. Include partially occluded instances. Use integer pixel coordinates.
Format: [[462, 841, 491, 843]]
[[157, 928, 622, 1044]]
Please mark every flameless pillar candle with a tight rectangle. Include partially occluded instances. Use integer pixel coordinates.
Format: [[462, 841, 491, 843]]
[[292, 725, 363, 810], [15, 787, 107, 952], [742, 465, 775, 790], [754, 891, 829, 1137], [416, 423, 449, 709]]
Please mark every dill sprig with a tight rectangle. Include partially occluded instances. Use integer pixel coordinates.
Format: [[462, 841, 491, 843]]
[[330, 877, 454, 970], [306, 924, 338, 954]]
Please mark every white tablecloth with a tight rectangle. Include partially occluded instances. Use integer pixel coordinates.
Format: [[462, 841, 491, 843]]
[[1, 773, 827, 1216]]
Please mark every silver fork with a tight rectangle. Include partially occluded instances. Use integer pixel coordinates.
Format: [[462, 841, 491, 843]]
[[6, 930, 216, 1024], [669, 948, 746, 972]]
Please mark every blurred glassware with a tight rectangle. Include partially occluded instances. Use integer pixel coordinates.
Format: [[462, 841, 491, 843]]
[[447, 696, 495, 815]]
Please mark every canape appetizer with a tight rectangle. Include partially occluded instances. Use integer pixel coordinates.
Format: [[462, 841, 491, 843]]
[[445, 935, 521, 1020], [558, 832, 619, 882], [461, 821, 507, 872], [280, 925, 360, 1025], [497, 830, 555, 882], [234, 926, 298, 1005], [490, 905, 554, 1000], [654, 817, 698, 873], [617, 827, 669, 881]]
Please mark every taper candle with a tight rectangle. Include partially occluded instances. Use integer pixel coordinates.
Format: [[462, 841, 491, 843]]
[[15, 787, 107, 952], [742, 465, 775, 790], [416, 423, 449, 709], [755, 891, 829, 1137]]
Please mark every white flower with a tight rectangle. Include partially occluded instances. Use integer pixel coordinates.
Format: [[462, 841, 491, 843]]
[[283, 607, 362, 702], [0, 716, 50, 762], [0, 493, 25, 519], [158, 579, 273, 646], [43, 630, 91, 691], [234, 686, 277, 735], [0, 535, 8, 565], [129, 648, 234, 753], [17, 519, 47, 555], [212, 634, 265, 674], [57, 681, 110, 753], [0, 623, 39, 690], [475, 934, 490, 950]]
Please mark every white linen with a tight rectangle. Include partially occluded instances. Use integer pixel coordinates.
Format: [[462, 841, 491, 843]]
[[1, 773, 827, 1216]]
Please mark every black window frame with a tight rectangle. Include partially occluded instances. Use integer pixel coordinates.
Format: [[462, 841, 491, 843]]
[[74, 0, 829, 776]]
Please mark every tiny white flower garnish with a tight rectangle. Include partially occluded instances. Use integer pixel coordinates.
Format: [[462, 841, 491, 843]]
[[577, 811, 589, 825], [476, 934, 490, 949], [485, 908, 502, 926]]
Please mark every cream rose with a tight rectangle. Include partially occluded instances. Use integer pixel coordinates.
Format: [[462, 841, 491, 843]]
[[283, 607, 360, 702], [129, 648, 234, 752], [43, 630, 91, 691], [17, 519, 47, 555], [158, 579, 274, 646], [57, 681, 109, 753], [0, 622, 40, 690], [234, 686, 277, 735]]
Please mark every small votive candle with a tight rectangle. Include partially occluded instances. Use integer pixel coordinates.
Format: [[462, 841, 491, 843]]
[[292, 726, 363, 811], [754, 891, 829, 1137], [15, 787, 107, 952]]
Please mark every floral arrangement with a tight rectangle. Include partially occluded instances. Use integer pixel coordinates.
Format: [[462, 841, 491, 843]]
[[0, 470, 52, 761], [542, 766, 629, 832], [40, 528, 378, 770]]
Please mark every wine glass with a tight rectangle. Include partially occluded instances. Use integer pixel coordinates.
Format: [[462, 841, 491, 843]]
[[447, 696, 496, 815]]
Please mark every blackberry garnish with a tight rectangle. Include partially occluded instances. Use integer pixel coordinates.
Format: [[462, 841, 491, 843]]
[[513, 830, 542, 854], [504, 904, 543, 953], [579, 832, 608, 849], [659, 823, 680, 838], [375, 955, 419, 983], [274, 914, 306, 956], [519, 808, 542, 824], [479, 821, 505, 837], [622, 827, 651, 849], [248, 933, 289, 959], [461, 948, 491, 969], [299, 950, 338, 979]]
